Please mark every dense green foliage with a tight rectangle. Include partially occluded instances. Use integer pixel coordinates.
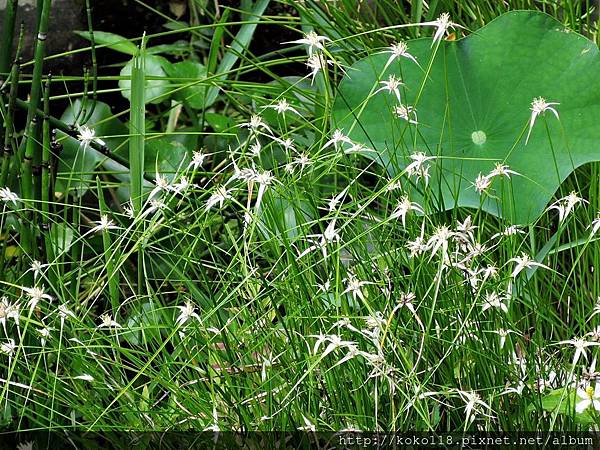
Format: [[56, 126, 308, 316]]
[[1, 0, 600, 442]]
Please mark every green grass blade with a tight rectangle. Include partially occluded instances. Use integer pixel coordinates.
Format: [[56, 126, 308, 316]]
[[204, 0, 270, 107], [130, 40, 146, 213]]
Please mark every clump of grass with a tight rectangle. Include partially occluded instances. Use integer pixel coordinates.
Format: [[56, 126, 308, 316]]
[[1, 0, 600, 439]]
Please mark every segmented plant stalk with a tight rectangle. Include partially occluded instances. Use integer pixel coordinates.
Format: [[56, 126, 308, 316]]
[[0, 22, 23, 187], [20, 0, 52, 261], [0, 61, 20, 188], [0, 0, 18, 77], [411, 0, 424, 35], [21, 116, 38, 261], [0, 0, 18, 148], [40, 77, 56, 276], [41, 77, 51, 216], [22, 0, 52, 153], [81, 0, 98, 123]]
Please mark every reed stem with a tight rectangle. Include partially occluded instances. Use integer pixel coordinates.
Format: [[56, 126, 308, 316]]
[[0, 60, 20, 188], [0, 0, 18, 77]]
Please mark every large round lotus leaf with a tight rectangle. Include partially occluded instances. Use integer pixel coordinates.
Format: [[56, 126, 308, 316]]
[[332, 11, 600, 224]]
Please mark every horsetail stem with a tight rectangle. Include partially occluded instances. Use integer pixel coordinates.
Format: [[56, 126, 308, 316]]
[[0, 60, 20, 188], [82, 0, 98, 124], [0, 0, 18, 77], [41, 76, 58, 287], [22, 0, 52, 158], [41, 76, 51, 217]]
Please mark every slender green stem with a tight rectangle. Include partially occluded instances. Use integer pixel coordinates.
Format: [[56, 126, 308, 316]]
[[0, 0, 18, 77], [0, 61, 20, 188], [19, 0, 52, 263], [81, 0, 98, 124], [130, 38, 146, 294], [96, 177, 120, 309], [130, 41, 146, 213]]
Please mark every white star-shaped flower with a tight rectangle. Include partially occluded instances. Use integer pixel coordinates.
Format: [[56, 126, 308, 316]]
[[577, 383, 600, 413], [23, 286, 52, 311], [176, 301, 200, 327], [394, 104, 418, 125], [90, 215, 119, 234], [205, 186, 233, 212], [421, 13, 465, 47], [306, 53, 332, 85], [375, 74, 404, 102], [508, 252, 550, 278], [76, 124, 106, 147], [525, 97, 560, 144], [558, 337, 600, 365], [283, 31, 330, 55], [473, 173, 491, 194], [0, 187, 19, 206], [382, 41, 419, 70], [589, 212, 600, 236], [389, 195, 424, 227], [266, 98, 300, 115]]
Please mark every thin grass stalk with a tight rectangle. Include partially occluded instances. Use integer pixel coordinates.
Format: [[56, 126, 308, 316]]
[[69, 202, 82, 302], [81, 0, 98, 123], [130, 38, 146, 294], [72, 67, 90, 127], [204, 0, 270, 107], [96, 177, 119, 309], [200, 8, 230, 131], [130, 41, 146, 214]]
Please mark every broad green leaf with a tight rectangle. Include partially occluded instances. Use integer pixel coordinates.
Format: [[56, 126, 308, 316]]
[[204, 112, 234, 133], [333, 11, 600, 224], [56, 100, 128, 197], [119, 54, 170, 104], [537, 388, 594, 425], [75, 30, 138, 55], [144, 132, 196, 182], [164, 60, 207, 109], [121, 301, 164, 346], [256, 190, 316, 242], [163, 20, 189, 31], [146, 41, 191, 56], [49, 223, 74, 256], [104, 132, 196, 204]]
